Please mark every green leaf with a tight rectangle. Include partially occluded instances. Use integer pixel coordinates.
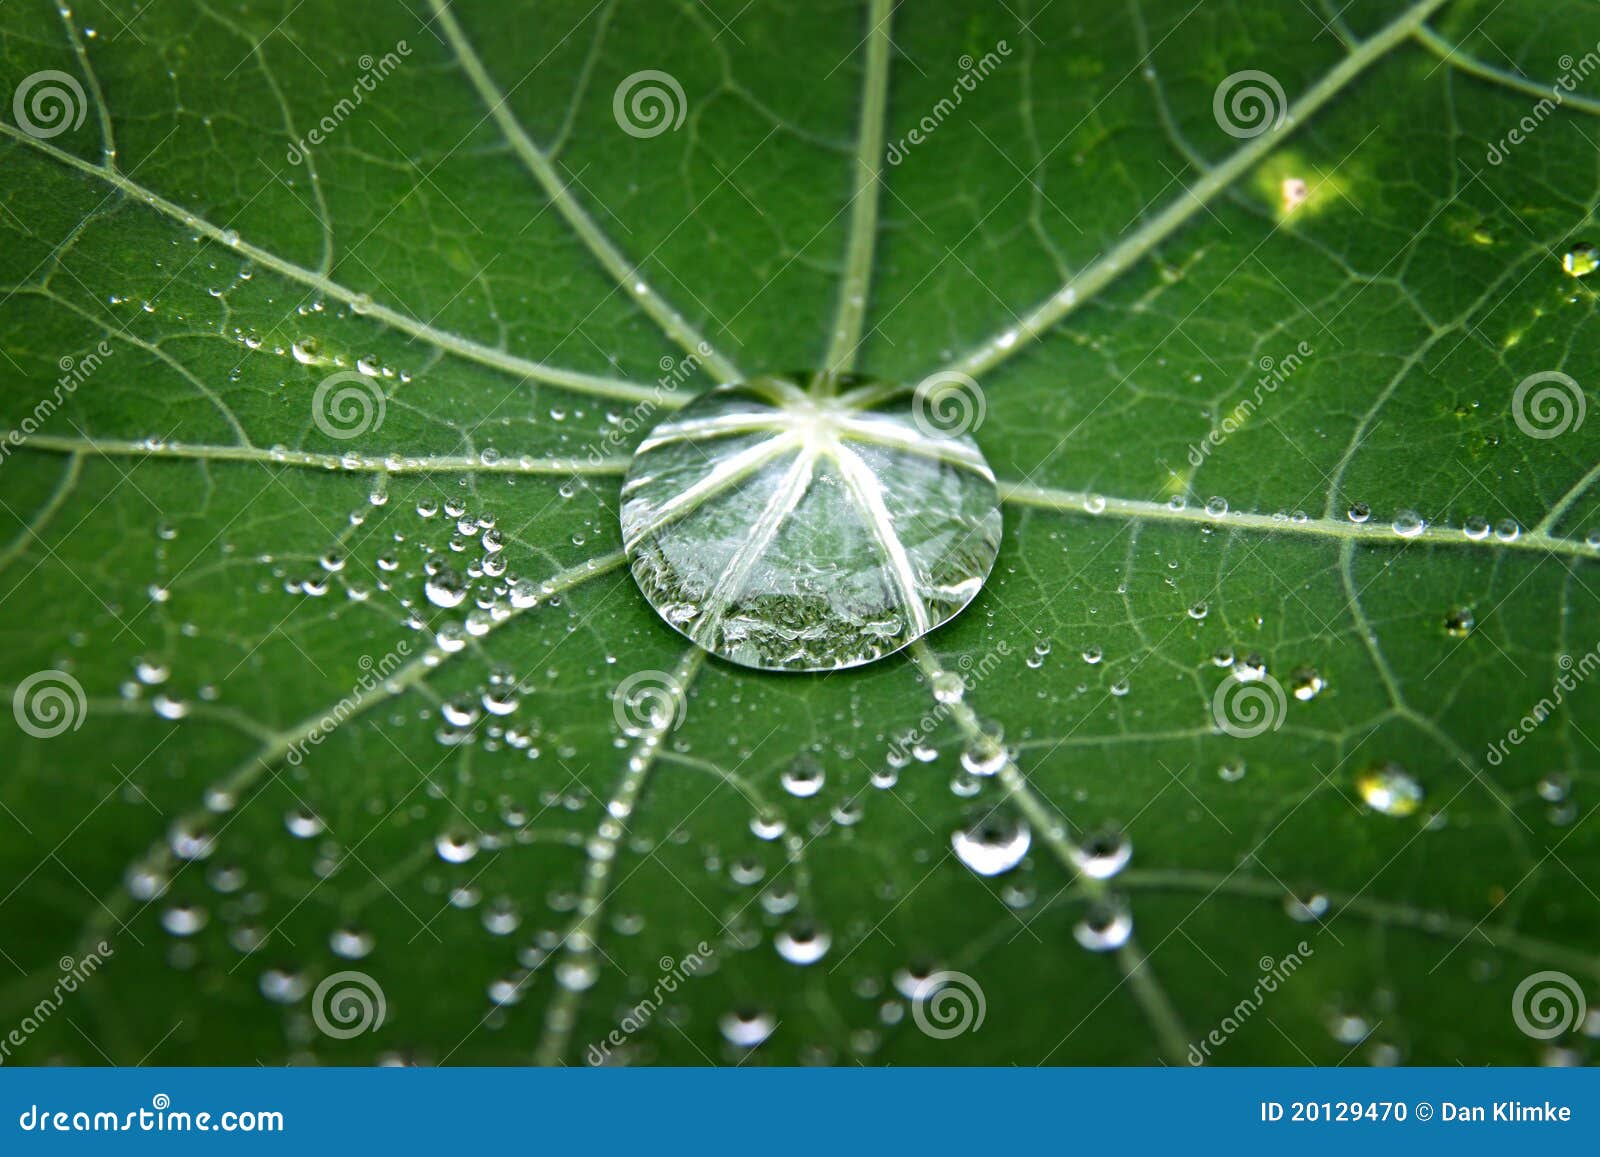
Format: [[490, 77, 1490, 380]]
[[2, 0, 1598, 1066]]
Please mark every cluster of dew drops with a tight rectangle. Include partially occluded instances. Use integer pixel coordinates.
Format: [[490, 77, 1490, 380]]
[[111, 470, 638, 1035], [120, 475, 1587, 1062], [96, 238, 1597, 1057]]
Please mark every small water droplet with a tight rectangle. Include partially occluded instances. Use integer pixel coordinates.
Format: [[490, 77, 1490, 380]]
[[1290, 667, 1325, 701], [1562, 242, 1598, 278], [435, 830, 480, 863], [952, 810, 1031, 876], [930, 670, 965, 704], [161, 904, 208, 936], [1069, 828, 1131, 879], [781, 754, 825, 798], [719, 1007, 776, 1047], [425, 568, 468, 608], [775, 921, 832, 965], [1356, 763, 1424, 817], [1285, 892, 1329, 922], [330, 927, 375, 959], [1391, 511, 1425, 539], [1073, 900, 1132, 951]]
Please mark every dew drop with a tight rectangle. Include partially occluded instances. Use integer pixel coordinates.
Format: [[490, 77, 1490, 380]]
[[152, 694, 189, 720], [1289, 667, 1325, 701], [1285, 892, 1329, 922], [330, 927, 375, 959], [618, 377, 1002, 672], [1537, 773, 1571, 804], [259, 968, 308, 1003], [1391, 510, 1425, 539], [780, 754, 826, 798], [134, 657, 169, 685], [555, 955, 598, 991], [284, 807, 324, 838], [1069, 828, 1131, 879], [719, 1007, 776, 1047], [1073, 901, 1132, 951], [1356, 763, 1424, 817], [775, 921, 833, 965], [435, 830, 480, 863], [951, 810, 1031, 876], [959, 726, 1008, 777], [1562, 242, 1598, 278], [161, 904, 208, 936], [424, 568, 468, 608], [930, 670, 965, 704]]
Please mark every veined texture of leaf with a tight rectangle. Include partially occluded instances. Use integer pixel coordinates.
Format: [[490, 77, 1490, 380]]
[[1, 0, 1598, 1065]]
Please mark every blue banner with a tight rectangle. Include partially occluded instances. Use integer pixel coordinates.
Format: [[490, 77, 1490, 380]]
[[2, 1068, 1594, 1151]]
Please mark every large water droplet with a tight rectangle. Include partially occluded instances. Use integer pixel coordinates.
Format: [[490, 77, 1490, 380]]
[[620, 377, 1002, 671]]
